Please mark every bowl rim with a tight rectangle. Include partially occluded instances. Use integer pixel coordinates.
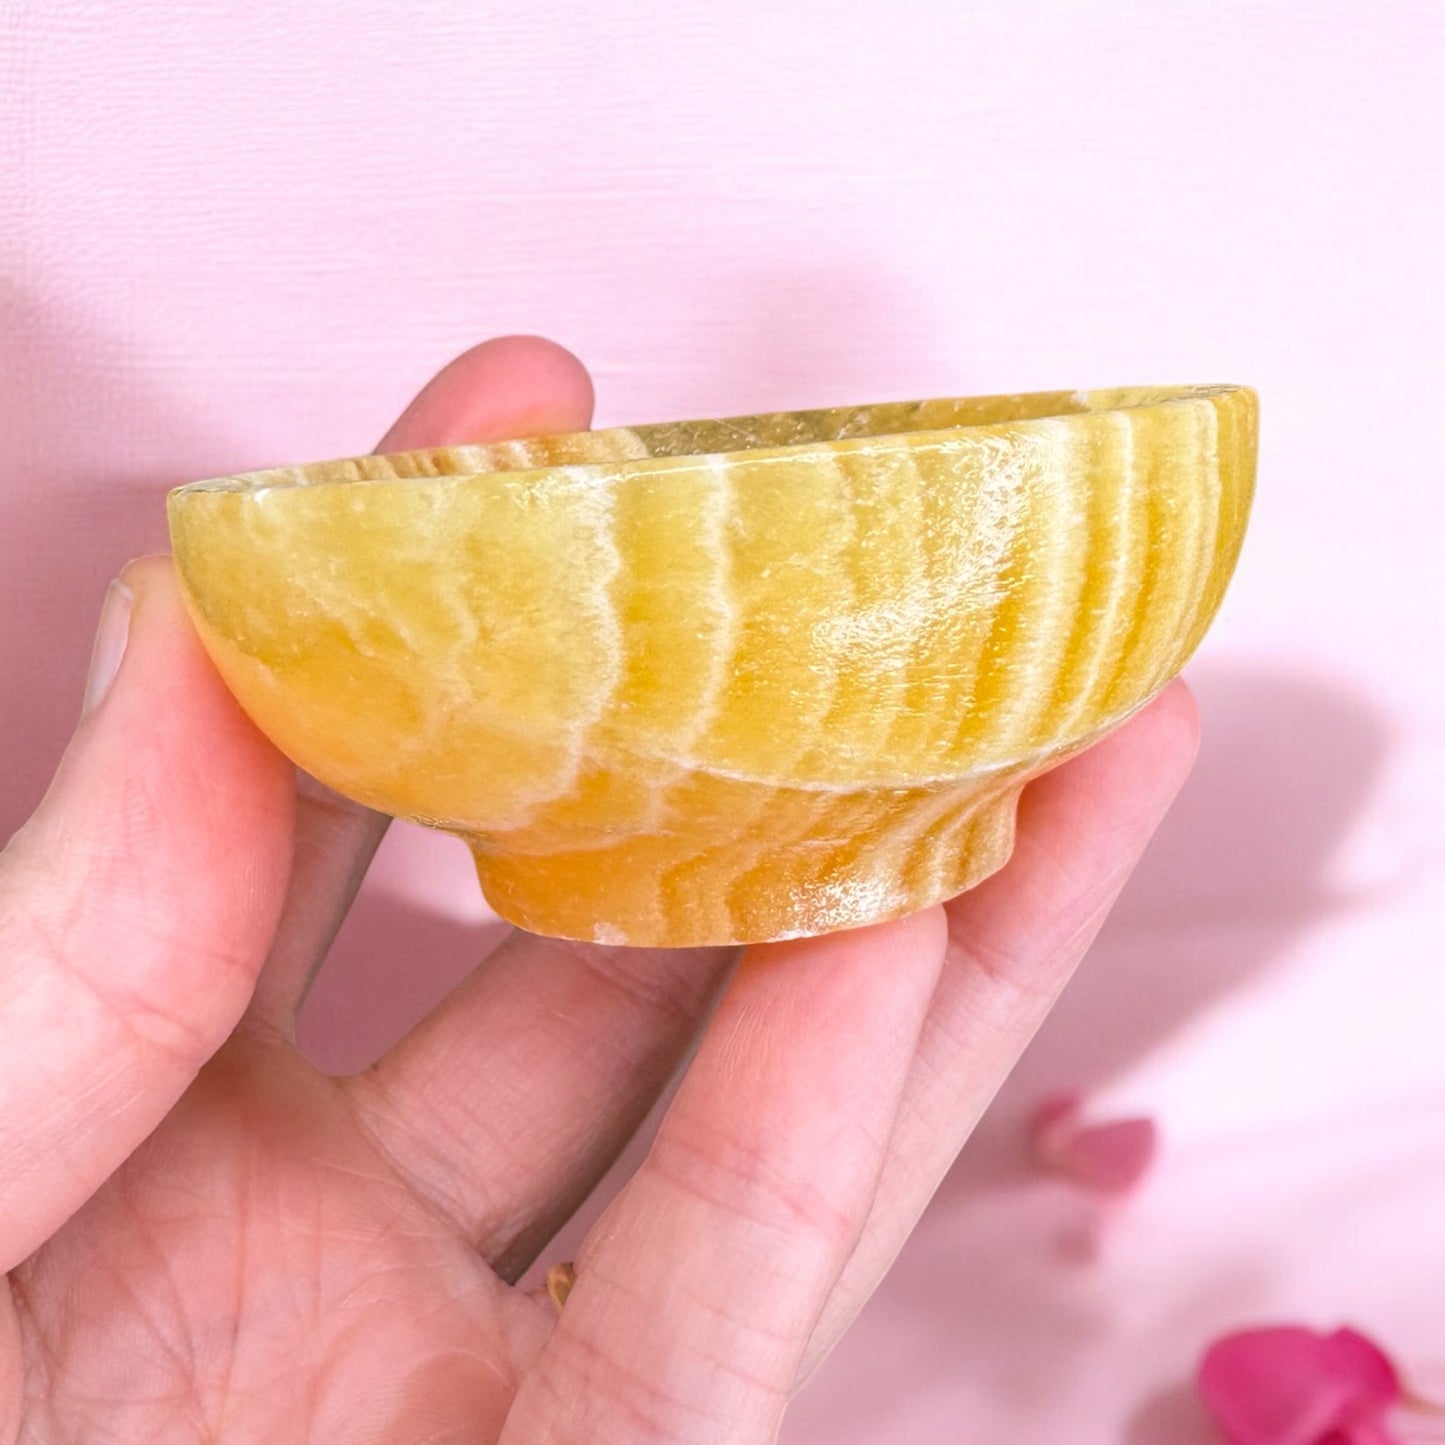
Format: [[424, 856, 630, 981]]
[[169, 382, 1255, 498]]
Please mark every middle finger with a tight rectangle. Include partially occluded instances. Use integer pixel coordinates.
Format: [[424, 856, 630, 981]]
[[342, 932, 736, 1278]]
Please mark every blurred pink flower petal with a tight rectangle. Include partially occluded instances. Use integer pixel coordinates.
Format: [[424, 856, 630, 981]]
[[1028, 1091, 1159, 1194], [1197, 1325, 1402, 1445]]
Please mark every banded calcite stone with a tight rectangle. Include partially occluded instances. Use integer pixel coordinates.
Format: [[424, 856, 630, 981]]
[[168, 384, 1257, 946]]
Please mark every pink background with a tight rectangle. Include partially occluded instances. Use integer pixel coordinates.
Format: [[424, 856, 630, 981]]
[[4, 3, 1444, 1439]]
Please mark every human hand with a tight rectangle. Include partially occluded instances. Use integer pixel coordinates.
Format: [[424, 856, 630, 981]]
[[0, 337, 1199, 1444]]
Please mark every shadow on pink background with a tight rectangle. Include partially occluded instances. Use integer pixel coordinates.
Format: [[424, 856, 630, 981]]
[[954, 660, 1392, 1175]]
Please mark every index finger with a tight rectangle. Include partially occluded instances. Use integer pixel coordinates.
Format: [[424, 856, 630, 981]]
[[500, 907, 949, 1445]]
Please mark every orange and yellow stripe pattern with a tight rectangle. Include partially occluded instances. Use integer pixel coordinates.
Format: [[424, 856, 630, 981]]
[[169, 384, 1256, 946]]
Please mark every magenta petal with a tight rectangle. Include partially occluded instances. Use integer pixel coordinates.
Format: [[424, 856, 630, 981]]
[[1348, 1428, 1406, 1445], [1029, 1094, 1157, 1194], [1322, 1329, 1401, 1414], [1321, 1428, 1403, 1445], [1197, 1326, 1403, 1445]]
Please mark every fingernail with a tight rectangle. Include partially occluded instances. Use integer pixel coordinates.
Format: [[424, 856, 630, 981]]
[[82, 579, 135, 717]]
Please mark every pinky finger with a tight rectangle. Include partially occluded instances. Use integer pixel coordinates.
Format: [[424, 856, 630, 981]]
[[500, 908, 949, 1445]]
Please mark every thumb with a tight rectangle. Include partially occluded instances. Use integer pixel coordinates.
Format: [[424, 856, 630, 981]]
[[0, 555, 294, 1270]]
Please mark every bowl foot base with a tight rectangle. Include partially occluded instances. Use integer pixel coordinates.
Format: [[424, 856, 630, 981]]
[[470, 781, 1028, 949]]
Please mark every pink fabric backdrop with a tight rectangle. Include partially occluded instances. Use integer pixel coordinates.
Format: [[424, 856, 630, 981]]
[[4, 3, 1444, 1439]]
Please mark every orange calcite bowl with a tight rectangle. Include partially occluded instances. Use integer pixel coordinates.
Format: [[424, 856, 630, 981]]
[[167, 385, 1257, 946]]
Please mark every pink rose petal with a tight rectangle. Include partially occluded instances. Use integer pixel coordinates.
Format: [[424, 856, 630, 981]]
[[1196, 1325, 1402, 1445], [1029, 1091, 1159, 1194]]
